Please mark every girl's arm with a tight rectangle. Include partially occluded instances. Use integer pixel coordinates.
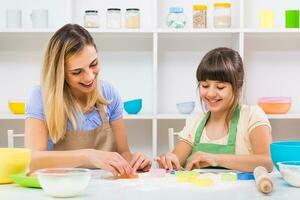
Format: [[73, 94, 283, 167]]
[[173, 141, 193, 166], [216, 125, 273, 172], [156, 140, 192, 170], [186, 125, 273, 172]]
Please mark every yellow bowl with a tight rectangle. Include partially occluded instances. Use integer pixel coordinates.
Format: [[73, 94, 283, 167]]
[[0, 148, 31, 184], [8, 101, 25, 114]]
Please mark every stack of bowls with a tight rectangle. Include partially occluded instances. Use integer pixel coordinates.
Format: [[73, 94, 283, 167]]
[[258, 97, 291, 114], [0, 148, 31, 184]]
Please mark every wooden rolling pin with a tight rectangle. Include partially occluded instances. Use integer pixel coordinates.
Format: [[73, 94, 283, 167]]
[[253, 166, 273, 194]]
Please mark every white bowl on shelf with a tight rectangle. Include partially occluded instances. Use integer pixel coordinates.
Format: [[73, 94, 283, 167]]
[[176, 101, 195, 114]]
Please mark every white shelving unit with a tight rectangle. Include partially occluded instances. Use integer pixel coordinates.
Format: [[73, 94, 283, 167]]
[[1, 0, 300, 156]]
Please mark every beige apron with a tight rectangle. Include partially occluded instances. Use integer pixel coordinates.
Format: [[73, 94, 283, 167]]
[[53, 104, 117, 151]]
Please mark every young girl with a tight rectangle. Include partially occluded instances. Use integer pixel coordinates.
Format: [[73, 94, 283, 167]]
[[156, 47, 273, 172], [25, 24, 151, 176]]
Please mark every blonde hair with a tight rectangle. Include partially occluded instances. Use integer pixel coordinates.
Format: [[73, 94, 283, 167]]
[[41, 24, 108, 143], [196, 47, 244, 128]]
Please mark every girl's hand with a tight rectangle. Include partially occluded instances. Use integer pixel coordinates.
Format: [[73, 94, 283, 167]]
[[130, 152, 152, 173], [84, 149, 132, 176], [155, 152, 183, 171], [185, 151, 218, 170]]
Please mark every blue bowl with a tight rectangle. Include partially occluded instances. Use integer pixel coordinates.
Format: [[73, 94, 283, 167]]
[[124, 99, 142, 114], [270, 141, 300, 171]]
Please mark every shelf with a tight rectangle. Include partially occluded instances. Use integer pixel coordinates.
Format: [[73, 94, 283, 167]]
[[3, 113, 299, 120], [156, 114, 190, 119], [0, 114, 25, 119], [123, 114, 153, 120], [267, 114, 300, 119]]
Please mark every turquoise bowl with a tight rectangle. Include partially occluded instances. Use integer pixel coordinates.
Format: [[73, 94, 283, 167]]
[[270, 141, 300, 171], [124, 99, 142, 114]]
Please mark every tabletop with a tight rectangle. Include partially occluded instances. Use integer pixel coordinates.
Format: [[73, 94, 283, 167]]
[[0, 170, 299, 200]]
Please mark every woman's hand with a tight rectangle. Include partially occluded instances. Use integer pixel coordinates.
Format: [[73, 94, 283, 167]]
[[185, 151, 218, 170], [155, 152, 183, 171], [83, 149, 132, 176], [130, 152, 152, 173]]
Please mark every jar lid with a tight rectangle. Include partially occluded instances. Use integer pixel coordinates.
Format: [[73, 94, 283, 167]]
[[214, 3, 231, 8], [169, 7, 184, 13], [107, 8, 121, 11], [193, 5, 207, 10], [126, 8, 140, 11], [85, 10, 98, 13]]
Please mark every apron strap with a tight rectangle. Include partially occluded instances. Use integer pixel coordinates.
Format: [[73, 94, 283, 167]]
[[97, 103, 110, 126]]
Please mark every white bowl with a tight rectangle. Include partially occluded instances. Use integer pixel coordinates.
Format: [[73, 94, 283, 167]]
[[36, 168, 91, 197], [278, 161, 300, 187], [176, 101, 195, 114]]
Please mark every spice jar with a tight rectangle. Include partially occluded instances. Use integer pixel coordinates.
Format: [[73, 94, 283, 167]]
[[213, 3, 231, 28], [84, 10, 99, 28], [125, 8, 140, 28], [193, 5, 207, 28], [107, 8, 121, 29], [167, 7, 187, 29]]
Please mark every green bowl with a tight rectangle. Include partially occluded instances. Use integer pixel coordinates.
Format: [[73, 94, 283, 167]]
[[11, 173, 41, 188]]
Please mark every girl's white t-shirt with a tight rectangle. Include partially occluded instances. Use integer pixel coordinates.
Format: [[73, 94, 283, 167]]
[[178, 105, 271, 155]]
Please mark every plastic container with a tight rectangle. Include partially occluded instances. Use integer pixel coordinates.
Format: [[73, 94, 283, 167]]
[[193, 5, 207, 28], [278, 161, 300, 187], [176, 101, 195, 114], [270, 141, 300, 170], [107, 8, 121, 29], [0, 148, 31, 183], [167, 7, 187, 29], [125, 8, 140, 28], [124, 98, 142, 114], [213, 3, 231, 28], [84, 10, 99, 28], [37, 168, 91, 198], [258, 97, 291, 114], [285, 10, 299, 28], [260, 10, 274, 28]]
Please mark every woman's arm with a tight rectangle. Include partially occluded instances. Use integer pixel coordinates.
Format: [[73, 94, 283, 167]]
[[25, 118, 86, 170], [186, 125, 273, 172], [25, 118, 132, 176], [111, 118, 152, 172], [110, 118, 132, 161]]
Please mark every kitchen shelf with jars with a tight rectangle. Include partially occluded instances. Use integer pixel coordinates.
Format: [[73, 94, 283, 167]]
[[1, 0, 300, 156]]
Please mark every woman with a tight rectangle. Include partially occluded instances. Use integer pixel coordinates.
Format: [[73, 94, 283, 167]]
[[25, 24, 151, 176]]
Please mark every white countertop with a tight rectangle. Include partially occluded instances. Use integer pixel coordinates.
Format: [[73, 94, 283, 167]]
[[0, 171, 299, 200]]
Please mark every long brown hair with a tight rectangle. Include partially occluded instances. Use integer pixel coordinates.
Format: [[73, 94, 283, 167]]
[[41, 24, 108, 143], [196, 47, 244, 126]]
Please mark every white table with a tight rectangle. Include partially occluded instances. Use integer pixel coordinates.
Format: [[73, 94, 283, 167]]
[[0, 171, 299, 200]]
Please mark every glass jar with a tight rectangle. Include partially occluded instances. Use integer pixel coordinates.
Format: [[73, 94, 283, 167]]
[[107, 8, 121, 29], [167, 7, 186, 29], [193, 5, 207, 28], [84, 10, 99, 28], [213, 3, 231, 28], [125, 8, 140, 29]]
